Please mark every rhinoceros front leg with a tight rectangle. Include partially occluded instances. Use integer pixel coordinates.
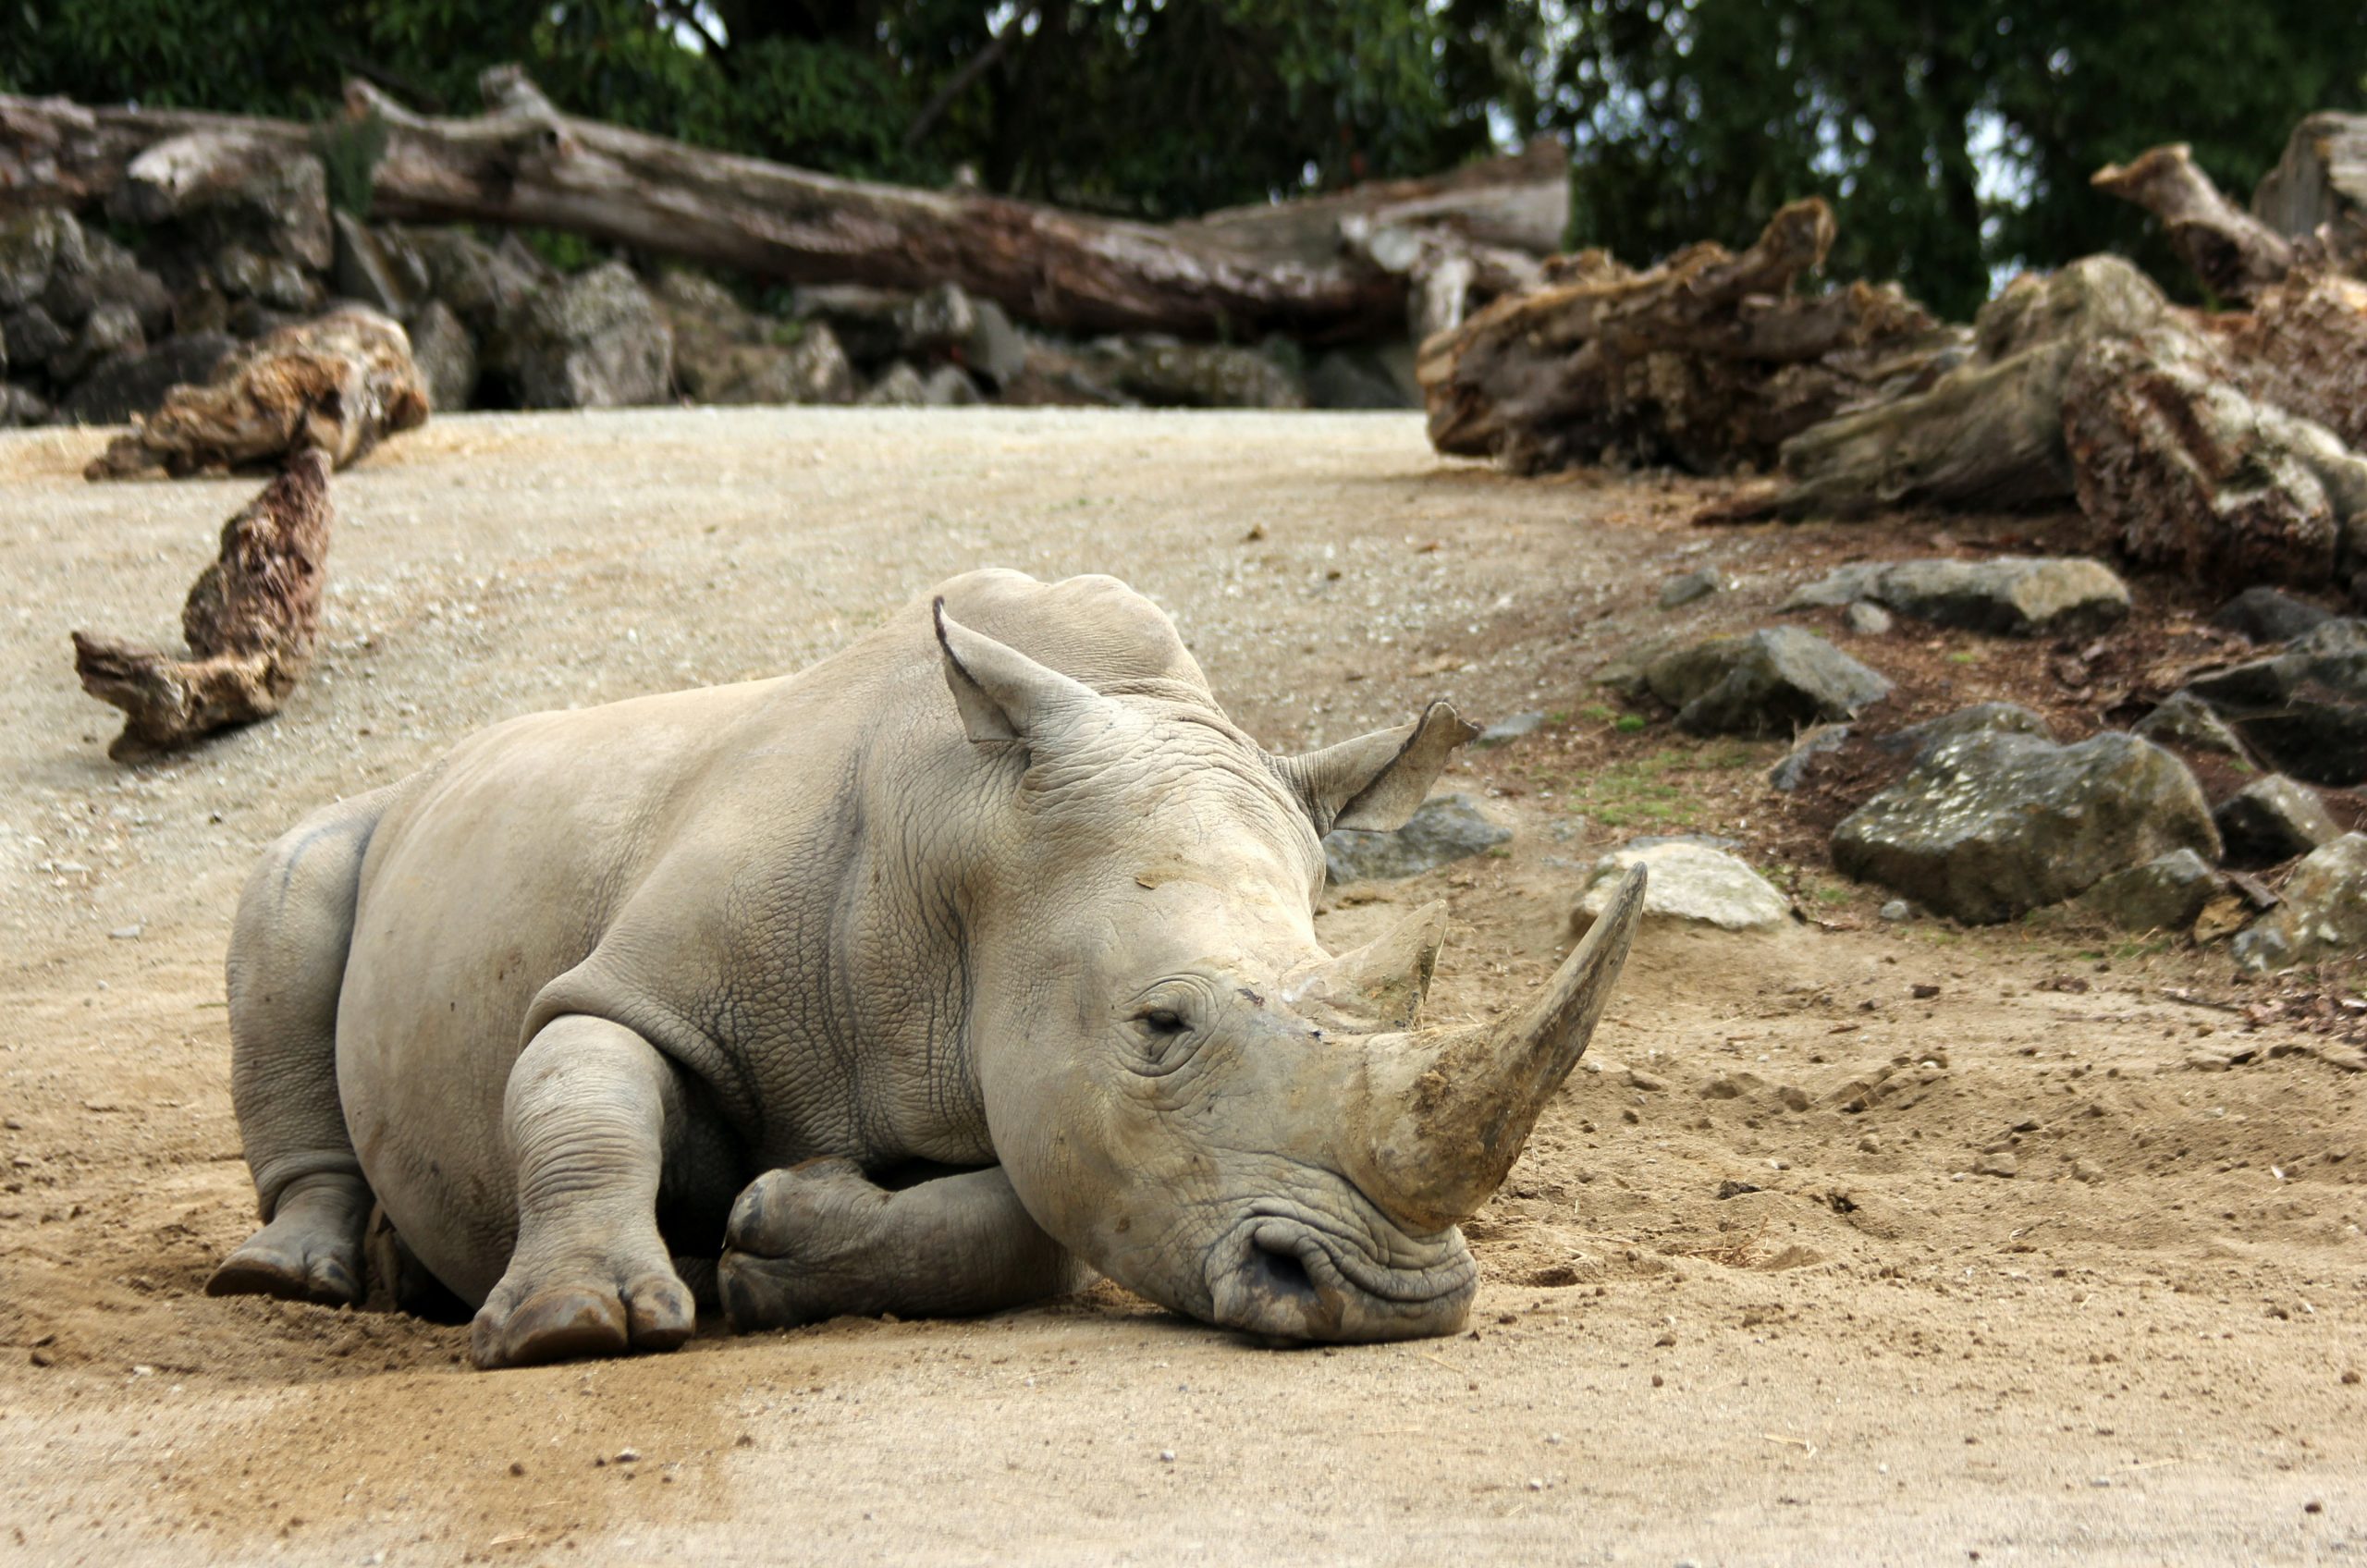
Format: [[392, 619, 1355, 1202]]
[[717, 1160, 1080, 1330], [471, 1014, 699, 1370]]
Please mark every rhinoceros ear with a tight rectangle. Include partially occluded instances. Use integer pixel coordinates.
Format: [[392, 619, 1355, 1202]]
[[1271, 701, 1479, 834], [934, 598, 1104, 745]]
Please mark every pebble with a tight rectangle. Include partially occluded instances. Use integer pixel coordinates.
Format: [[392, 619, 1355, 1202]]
[[107, 924, 141, 940], [1159, 1449, 1176, 1463], [1626, 1068, 1668, 1092], [1973, 1152, 2018, 1178], [1658, 567, 1720, 609], [1846, 600, 1893, 636], [1878, 900, 1912, 922], [616, 1447, 640, 1464]]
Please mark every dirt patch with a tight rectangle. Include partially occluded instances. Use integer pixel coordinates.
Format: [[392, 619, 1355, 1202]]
[[2, 410, 2362, 1564]]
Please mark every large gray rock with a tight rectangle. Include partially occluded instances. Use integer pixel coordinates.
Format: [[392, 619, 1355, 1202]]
[[1833, 730, 2220, 923], [2076, 849, 2219, 932], [1085, 338, 1307, 410], [1881, 702, 2053, 757], [1646, 627, 1891, 737], [211, 243, 324, 312], [1787, 556, 2130, 637], [2180, 619, 2367, 785], [1573, 840, 1790, 934], [331, 213, 421, 317], [791, 282, 975, 364], [0, 382, 50, 427], [2233, 833, 2367, 972], [861, 361, 930, 406], [407, 300, 478, 412], [502, 262, 672, 409], [2213, 586, 2334, 645], [2, 304, 68, 372], [1306, 347, 1417, 410], [962, 298, 1028, 388], [661, 271, 856, 407], [2133, 692, 2254, 763], [0, 208, 76, 311], [408, 227, 552, 343], [172, 152, 334, 271], [58, 332, 236, 424], [49, 300, 143, 385], [2214, 775, 2342, 865], [1323, 793, 1511, 884]]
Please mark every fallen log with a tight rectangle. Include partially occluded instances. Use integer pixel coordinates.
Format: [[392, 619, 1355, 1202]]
[[0, 71, 1566, 342], [1417, 199, 1955, 474], [2092, 143, 2293, 304], [71, 452, 334, 761], [85, 307, 428, 480]]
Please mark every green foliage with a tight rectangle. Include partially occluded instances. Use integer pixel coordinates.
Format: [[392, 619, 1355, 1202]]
[[1557, 0, 2367, 320], [7, 0, 2360, 318], [312, 111, 388, 218], [2, 0, 1546, 220]]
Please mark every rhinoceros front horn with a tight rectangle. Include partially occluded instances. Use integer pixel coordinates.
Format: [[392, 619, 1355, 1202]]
[[1346, 865, 1648, 1233]]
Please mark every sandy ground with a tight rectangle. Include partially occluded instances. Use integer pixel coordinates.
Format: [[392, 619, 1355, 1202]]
[[2, 408, 2362, 1566]]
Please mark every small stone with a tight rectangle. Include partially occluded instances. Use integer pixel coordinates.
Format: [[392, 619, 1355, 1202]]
[[1324, 793, 1512, 885], [1477, 711, 1547, 747], [1645, 628, 1891, 738], [1972, 1152, 2018, 1178], [2342, 1369, 2361, 1385], [1159, 1450, 1176, 1463], [2071, 1158, 2103, 1183], [1769, 724, 1851, 792], [2076, 849, 2219, 933], [1626, 1068, 1668, 1092], [1845, 600, 1893, 635], [2214, 776, 2341, 866], [1858, 1134, 1883, 1153], [2133, 692, 2254, 763], [1573, 839, 1791, 935], [2180, 619, 2367, 787], [1658, 567, 1720, 609], [107, 925, 141, 940], [509, 1461, 526, 1476], [616, 1448, 640, 1464], [2234, 833, 2367, 972], [1878, 899, 1912, 922], [1787, 556, 2130, 637]]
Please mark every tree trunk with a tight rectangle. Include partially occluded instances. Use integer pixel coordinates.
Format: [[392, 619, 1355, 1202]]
[[71, 452, 335, 761], [1416, 199, 1955, 474], [2092, 143, 2294, 304], [0, 73, 1568, 343], [85, 308, 428, 480]]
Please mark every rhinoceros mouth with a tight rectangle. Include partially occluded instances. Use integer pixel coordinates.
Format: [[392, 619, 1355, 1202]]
[[1203, 1201, 1477, 1343]]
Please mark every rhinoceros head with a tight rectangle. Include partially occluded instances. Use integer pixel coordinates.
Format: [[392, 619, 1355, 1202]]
[[934, 604, 1646, 1342]]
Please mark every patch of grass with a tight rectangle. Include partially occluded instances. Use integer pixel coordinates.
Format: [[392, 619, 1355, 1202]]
[[1580, 704, 1616, 723], [1613, 714, 1648, 734], [1559, 748, 1704, 829], [1545, 710, 1572, 726], [1947, 650, 1981, 666]]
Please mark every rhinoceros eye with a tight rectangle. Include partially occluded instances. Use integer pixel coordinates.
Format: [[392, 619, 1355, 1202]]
[[1141, 1008, 1187, 1035]]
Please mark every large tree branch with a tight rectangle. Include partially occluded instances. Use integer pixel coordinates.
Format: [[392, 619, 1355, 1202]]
[[2, 70, 1567, 341]]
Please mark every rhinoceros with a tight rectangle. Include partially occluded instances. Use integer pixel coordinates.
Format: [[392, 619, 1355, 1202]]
[[208, 569, 1645, 1366]]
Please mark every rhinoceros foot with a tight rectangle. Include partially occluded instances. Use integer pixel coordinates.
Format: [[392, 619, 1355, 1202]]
[[719, 1158, 1075, 1330], [469, 1255, 696, 1369], [205, 1170, 370, 1308]]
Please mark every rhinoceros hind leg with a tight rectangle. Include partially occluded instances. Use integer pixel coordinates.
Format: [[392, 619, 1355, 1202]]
[[718, 1160, 1079, 1330], [363, 1204, 472, 1322], [206, 1170, 372, 1306], [469, 1014, 697, 1370]]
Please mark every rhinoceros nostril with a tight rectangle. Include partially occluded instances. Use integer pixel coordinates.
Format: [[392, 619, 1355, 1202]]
[[1245, 1224, 1327, 1312]]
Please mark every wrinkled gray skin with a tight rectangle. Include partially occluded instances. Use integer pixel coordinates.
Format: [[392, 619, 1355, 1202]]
[[210, 570, 1646, 1368]]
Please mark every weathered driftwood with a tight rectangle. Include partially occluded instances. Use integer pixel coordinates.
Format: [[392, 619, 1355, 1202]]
[[2252, 112, 2367, 239], [0, 71, 1565, 342], [1763, 257, 2165, 519], [85, 307, 428, 480], [2067, 327, 2367, 592], [2092, 143, 2293, 304], [2216, 270, 2367, 450], [71, 452, 334, 760], [1748, 251, 2367, 598], [1417, 199, 1956, 474]]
